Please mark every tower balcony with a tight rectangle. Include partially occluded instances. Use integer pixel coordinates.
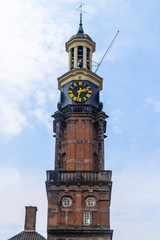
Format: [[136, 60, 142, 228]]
[[46, 170, 112, 185], [60, 104, 100, 114]]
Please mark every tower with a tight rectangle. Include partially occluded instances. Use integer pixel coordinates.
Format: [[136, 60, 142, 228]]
[[46, 12, 113, 240]]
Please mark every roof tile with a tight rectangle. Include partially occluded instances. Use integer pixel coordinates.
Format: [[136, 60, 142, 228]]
[[8, 231, 46, 240]]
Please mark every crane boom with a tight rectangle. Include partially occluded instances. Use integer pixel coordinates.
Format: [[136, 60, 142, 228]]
[[95, 30, 119, 73]]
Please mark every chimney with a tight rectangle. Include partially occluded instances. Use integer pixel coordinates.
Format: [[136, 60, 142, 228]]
[[24, 206, 37, 231]]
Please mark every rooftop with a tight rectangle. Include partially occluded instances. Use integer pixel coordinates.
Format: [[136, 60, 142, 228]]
[[8, 231, 46, 240]]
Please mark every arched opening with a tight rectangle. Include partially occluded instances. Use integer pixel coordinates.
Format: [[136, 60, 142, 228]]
[[87, 48, 90, 70], [71, 48, 74, 70], [77, 46, 83, 68]]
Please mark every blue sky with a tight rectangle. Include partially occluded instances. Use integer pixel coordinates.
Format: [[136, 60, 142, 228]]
[[0, 0, 160, 239]]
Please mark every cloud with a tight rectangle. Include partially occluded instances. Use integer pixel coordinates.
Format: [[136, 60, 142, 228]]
[[111, 157, 160, 240], [154, 101, 160, 112], [144, 97, 153, 107], [35, 90, 47, 106], [110, 109, 125, 133], [112, 125, 122, 133], [33, 108, 52, 130], [0, 0, 71, 137], [144, 97, 160, 113], [111, 109, 125, 122], [0, 95, 27, 136]]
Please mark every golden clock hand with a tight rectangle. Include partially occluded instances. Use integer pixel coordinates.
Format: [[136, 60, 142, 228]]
[[81, 88, 89, 92], [77, 88, 82, 99]]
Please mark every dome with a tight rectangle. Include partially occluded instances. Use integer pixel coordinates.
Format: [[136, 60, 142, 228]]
[[68, 14, 93, 43], [69, 27, 93, 42]]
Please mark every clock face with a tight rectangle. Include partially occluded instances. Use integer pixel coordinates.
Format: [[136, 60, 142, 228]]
[[68, 81, 92, 102]]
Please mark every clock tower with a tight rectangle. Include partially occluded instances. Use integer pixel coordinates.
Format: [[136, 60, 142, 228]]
[[46, 13, 113, 240]]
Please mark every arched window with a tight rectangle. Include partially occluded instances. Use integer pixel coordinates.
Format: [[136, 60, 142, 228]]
[[62, 197, 72, 207], [87, 198, 95, 207], [78, 46, 83, 68], [71, 48, 74, 70], [87, 48, 90, 70]]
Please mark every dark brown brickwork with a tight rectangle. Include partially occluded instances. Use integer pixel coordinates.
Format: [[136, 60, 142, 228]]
[[53, 111, 107, 172], [46, 184, 111, 227], [24, 206, 37, 231], [46, 170, 112, 239], [46, 109, 112, 239]]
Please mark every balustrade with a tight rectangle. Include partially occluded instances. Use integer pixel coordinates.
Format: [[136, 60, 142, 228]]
[[61, 104, 99, 114], [46, 170, 112, 183]]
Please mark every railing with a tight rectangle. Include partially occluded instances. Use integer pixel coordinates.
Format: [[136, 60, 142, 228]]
[[61, 104, 100, 114], [46, 170, 112, 183]]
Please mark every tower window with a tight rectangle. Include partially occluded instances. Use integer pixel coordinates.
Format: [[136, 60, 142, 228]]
[[78, 46, 83, 68], [84, 212, 90, 225], [87, 48, 90, 70], [71, 48, 74, 70], [62, 197, 72, 207], [87, 199, 95, 207], [63, 199, 71, 207]]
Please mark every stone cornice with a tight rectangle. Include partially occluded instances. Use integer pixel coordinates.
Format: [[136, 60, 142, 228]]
[[58, 68, 103, 90], [66, 38, 96, 53]]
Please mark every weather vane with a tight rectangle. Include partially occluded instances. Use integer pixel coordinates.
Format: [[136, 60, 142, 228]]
[[76, 3, 86, 26], [76, 3, 86, 14]]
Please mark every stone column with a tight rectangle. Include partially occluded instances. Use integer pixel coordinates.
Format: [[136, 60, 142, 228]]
[[83, 46, 87, 69], [89, 50, 92, 71], [74, 46, 78, 69], [68, 50, 71, 71]]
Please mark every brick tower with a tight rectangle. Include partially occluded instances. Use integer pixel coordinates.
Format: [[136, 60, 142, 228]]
[[46, 12, 113, 240]]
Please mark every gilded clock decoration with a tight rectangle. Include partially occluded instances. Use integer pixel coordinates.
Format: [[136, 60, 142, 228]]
[[68, 81, 92, 102]]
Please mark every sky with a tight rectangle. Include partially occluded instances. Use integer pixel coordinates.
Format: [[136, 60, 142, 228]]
[[0, 0, 160, 239]]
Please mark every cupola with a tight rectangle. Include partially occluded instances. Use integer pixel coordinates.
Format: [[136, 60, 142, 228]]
[[66, 13, 95, 71]]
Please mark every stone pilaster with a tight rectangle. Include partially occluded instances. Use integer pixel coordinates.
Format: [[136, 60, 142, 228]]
[[68, 49, 71, 71], [74, 46, 78, 69], [89, 50, 92, 71], [83, 46, 87, 68]]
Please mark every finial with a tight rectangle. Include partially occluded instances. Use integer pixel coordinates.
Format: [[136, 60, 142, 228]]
[[76, 3, 86, 33]]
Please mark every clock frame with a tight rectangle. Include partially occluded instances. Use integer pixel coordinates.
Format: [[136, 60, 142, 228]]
[[68, 81, 92, 103]]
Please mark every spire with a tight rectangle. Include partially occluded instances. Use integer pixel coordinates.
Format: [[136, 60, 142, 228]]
[[77, 3, 85, 33], [79, 12, 84, 33]]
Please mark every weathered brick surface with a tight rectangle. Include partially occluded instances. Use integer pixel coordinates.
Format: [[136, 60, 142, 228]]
[[46, 111, 112, 239], [46, 183, 111, 228], [24, 206, 37, 231], [60, 115, 101, 171]]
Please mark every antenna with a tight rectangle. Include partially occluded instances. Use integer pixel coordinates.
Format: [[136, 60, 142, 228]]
[[95, 31, 119, 73]]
